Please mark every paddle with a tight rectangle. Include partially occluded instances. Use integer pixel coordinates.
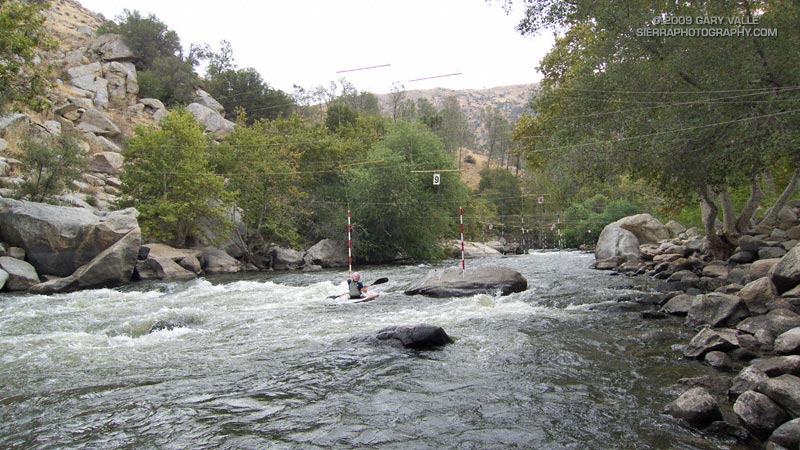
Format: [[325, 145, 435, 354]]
[[325, 277, 389, 299]]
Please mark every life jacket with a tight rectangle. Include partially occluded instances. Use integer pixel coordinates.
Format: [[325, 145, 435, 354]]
[[349, 280, 362, 298]]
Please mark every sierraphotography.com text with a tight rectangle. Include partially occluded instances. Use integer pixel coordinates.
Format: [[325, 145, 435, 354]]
[[637, 14, 778, 38]]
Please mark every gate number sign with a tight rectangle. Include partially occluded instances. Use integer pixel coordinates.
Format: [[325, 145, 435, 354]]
[[433, 173, 441, 185]]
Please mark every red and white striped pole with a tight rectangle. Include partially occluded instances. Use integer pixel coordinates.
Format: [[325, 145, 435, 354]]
[[347, 210, 352, 275], [460, 207, 465, 274]]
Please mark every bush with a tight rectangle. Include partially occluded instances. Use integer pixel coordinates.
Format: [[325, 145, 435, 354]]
[[17, 132, 87, 203]]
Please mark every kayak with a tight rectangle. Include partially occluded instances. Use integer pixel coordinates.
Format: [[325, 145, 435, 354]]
[[347, 293, 380, 303], [326, 293, 380, 306]]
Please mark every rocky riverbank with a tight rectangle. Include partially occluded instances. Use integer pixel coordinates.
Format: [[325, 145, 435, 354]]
[[594, 209, 800, 448]]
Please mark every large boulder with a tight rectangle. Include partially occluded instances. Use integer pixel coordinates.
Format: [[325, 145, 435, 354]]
[[614, 214, 670, 244], [87, 33, 134, 61], [756, 374, 800, 417], [0, 256, 40, 291], [29, 228, 141, 294], [770, 245, 800, 293], [686, 293, 749, 328], [369, 324, 454, 350], [201, 246, 241, 274], [684, 327, 740, 359], [270, 247, 305, 270], [404, 265, 527, 298], [449, 240, 502, 258], [733, 390, 789, 440], [75, 107, 121, 137], [664, 387, 723, 428], [0, 199, 139, 277], [769, 419, 800, 449], [594, 223, 641, 265], [306, 239, 348, 268], [192, 89, 225, 114], [186, 103, 234, 139]]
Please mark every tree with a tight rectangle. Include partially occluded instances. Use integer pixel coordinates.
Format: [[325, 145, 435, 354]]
[[481, 106, 513, 167], [344, 121, 470, 262], [118, 108, 232, 247], [17, 132, 86, 203], [144, 55, 198, 106], [477, 168, 522, 217], [0, 0, 56, 112], [509, 0, 800, 258], [211, 115, 307, 250], [205, 68, 294, 123], [438, 96, 474, 154], [97, 9, 182, 72]]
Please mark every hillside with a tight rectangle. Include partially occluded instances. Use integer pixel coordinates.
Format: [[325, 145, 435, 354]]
[[376, 84, 537, 148]]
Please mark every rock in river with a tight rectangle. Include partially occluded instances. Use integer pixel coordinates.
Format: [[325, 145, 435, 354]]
[[404, 265, 527, 298]]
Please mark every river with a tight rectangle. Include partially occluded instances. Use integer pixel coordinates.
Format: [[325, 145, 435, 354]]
[[0, 251, 749, 449]]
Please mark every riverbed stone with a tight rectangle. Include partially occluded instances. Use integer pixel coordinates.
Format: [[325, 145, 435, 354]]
[[730, 366, 769, 398], [705, 351, 734, 371], [0, 256, 40, 291], [751, 356, 800, 378], [664, 387, 723, 428], [775, 327, 800, 355], [686, 293, 749, 329], [661, 294, 696, 316], [201, 246, 241, 274], [769, 418, 800, 449], [733, 390, 789, 441], [770, 245, 800, 293], [134, 255, 196, 281], [756, 374, 800, 417], [404, 265, 527, 298], [738, 309, 800, 342], [684, 327, 740, 359], [740, 277, 781, 315], [0, 268, 7, 290], [614, 213, 670, 244], [372, 324, 453, 350]]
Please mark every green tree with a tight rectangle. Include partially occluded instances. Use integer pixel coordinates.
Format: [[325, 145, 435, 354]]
[[344, 121, 470, 262], [17, 132, 87, 203], [212, 115, 306, 249], [0, 0, 56, 112], [510, 0, 800, 257], [143, 55, 198, 106], [205, 68, 294, 123], [97, 9, 181, 71], [118, 108, 232, 247], [325, 103, 358, 133], [477, 168, 522, 218]]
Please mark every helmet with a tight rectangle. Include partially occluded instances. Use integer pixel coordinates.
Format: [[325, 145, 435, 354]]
[[352, 272, 360, 281]]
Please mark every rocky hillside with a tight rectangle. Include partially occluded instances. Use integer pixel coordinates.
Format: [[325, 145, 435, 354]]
[[376, 84, 537, 147]]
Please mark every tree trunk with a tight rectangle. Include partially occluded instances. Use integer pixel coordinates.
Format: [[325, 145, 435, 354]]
[[719, 186, 738, 237], [758, 168, 798, 228], [699, 187, 734, 260], [736, 177, 764, 233]]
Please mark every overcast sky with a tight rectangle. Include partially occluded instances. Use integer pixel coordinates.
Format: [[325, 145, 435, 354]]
[[77, 0, 554, 95]]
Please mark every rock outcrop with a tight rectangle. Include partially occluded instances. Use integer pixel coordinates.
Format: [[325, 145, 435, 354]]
[[404, 265, 527, 297]]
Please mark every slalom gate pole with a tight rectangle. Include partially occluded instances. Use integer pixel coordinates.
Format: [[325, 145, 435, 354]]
[[460, 207, 465, 274], [347, 210, 352, 274]]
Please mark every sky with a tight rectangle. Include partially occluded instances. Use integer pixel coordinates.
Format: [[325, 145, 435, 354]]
[[76, 0, 555, 95]]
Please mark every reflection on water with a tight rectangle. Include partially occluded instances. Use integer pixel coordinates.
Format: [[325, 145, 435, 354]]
[[0, 252, 743, 449]]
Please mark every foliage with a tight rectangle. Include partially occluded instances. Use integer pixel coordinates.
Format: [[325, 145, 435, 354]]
[[211, 115, 307, 248], [325, 103, 358, 133], [135, 70, 165, 100], [477, 168, 522, 218], [96, 9, 182, 72], [118, 108, 232, 247], [344, 121, 470, 262], [560, 194, 640, 248], [205, 67, 294, 123], [141, 56, 198, 106], [0, 0, 56, 112], [17, 132, 87, 203], [509, 0, 800, 255]]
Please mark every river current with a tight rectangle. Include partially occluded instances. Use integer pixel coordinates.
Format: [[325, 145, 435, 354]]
[[1, 252, 747, 449]]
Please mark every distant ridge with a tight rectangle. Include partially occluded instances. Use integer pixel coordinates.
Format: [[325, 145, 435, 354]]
[[376, 84, 538, 148]]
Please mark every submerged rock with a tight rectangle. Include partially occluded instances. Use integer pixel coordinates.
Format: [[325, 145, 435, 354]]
[[404, 265, 527, 298], [355, 324, 453, 350]]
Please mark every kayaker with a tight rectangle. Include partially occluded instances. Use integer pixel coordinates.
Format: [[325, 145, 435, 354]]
[[348, 272, 367, 299]]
